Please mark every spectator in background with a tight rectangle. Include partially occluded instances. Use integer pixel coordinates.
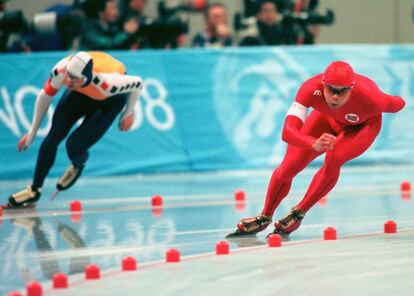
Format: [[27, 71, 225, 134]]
[[120, 0, 147, 23], [192, 3, 233, 48], [292, 0, 319, 44], [0, 0, 12, 52], [1, 0, 84, 53], [9, 3, 85, 52], [80, 0, 138, 50], [239, 1, 297, 46], [119, 0, 150, 49]]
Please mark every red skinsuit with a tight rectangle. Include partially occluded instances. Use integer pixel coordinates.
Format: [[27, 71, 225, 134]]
[[262, 73, 405, 216]]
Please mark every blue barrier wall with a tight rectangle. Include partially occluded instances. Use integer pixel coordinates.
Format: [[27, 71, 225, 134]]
[[0, 45, 413, 179]]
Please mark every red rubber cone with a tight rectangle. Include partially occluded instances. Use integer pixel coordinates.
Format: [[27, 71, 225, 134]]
[[151, 195, 163, 207], [26, 281, 42, 296], [53, 273, 68, 289], [400, 181, 411, 192], [234, 190, 246, 202], [268, 233, 282, 247], [70, 200, 82, 212], [216, 241, 230, 255], [166, 248, 180, 263], [323, 227, 337, 240], [234, 190, 246, 212], [384, 220, 397, 233], [122, 256, 137, 271], [85, 264, 100, 279]]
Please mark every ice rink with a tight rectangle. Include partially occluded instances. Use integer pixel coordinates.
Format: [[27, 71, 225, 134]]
[[1, 164, 413, 295]]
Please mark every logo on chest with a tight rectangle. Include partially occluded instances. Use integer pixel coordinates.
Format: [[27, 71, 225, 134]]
[[345, 113, 360, 123]]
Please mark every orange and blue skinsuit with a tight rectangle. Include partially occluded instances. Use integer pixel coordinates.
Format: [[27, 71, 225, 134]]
[[28, 52, 142, 189]]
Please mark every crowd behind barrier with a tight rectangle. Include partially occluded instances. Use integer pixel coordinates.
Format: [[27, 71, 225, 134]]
[[0, 0, 334, 53]]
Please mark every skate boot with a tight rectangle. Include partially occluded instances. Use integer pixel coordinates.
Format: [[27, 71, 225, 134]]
[[272, 206, 305, 235], [8, 186, 41, 208], [56, 164, 84, 191], [226, 214, 271, 238]]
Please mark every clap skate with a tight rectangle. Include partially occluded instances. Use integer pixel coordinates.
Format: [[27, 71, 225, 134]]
[[226, 214, 271, 238], [5, 186, 41, 209], [51, 164, 84, 200], [268, 206, 305, 237]]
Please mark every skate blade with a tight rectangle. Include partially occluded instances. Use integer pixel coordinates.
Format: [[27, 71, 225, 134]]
[[1, 203, 36, 210], [225, 230, 257, 239], [50, 190, 61, 201]]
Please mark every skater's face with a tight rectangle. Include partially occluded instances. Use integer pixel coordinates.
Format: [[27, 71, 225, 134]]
[[66, 71, 84, 90], [323, 83, 352, 109]]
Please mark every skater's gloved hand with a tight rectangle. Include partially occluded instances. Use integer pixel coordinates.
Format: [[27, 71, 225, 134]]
[[312, 133, 336, 152], [17, 132, 35, 152], [118, 112, 134, 131]]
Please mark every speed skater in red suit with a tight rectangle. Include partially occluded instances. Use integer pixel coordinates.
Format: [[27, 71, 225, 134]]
[[231, 61, 406, 237]]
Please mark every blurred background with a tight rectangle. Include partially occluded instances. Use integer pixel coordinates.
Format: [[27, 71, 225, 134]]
[[1, 0, 414, 53]]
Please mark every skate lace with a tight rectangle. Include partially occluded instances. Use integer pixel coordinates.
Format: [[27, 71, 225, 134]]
[[281, 214, 296, 228], [16, 186, 34, 199], [60, 166, 77, 185], [12, 186, 38, 204], [281, 208, 304, 228], [244, 215, 269, 232]]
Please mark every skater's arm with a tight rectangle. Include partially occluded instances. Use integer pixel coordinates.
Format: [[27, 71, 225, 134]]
[[281, 101, 315, 149], [283, 115, 336, 152], [282, 115, 316, 149], [18, 90, 53, 151], [18, 60, 67, 151], [44, 58, 66, 96], [118, 76, 143, 131], [124, 89, 139, 115], [378, 93, 405, 113], [118, 89, 139, 131], [366, 80, 405, 113]]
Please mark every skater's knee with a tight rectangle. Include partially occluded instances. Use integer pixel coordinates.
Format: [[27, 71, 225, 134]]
[[325, 151, 346, 167], [65, 138, 78, 158], [277, 163, 304, 180], [66, 134, 86, 155], [65, 137, 76, 153], [40, 136, 58, 152], [42, 129, 67, 148], [323, 152, 346, 174], [66, 139, 88, 165]]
